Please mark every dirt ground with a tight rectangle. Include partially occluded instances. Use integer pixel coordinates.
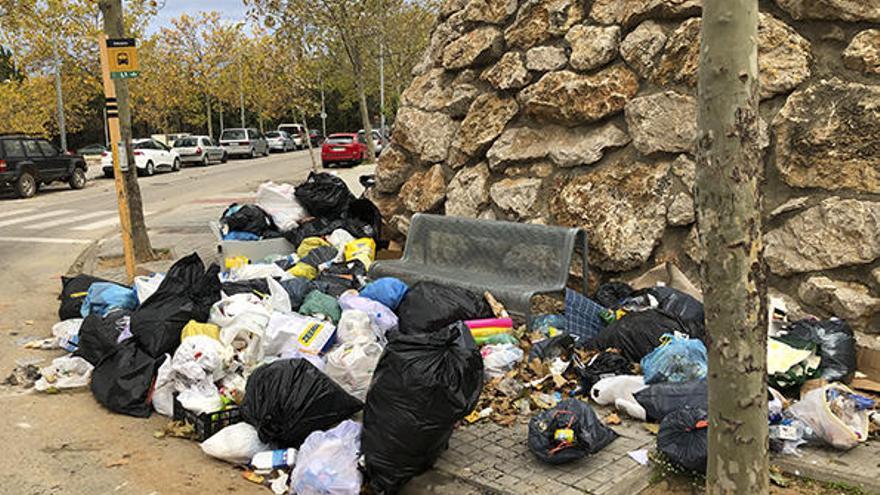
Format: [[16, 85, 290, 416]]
[[642, 474, 867, 495]]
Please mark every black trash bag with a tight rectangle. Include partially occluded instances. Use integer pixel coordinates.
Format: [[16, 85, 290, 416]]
[[294, 172, 353, 218], [301, 245, 338, 268], [220, 203, 275, 236], [282, 217, 346, 247], [90, 339, 165, 418], [593, 282, 634, 310], [776, 319, 857, 383], [58, 274, 119, 321], [657, 407, 708, 473], [625, 287, 706, 340], [346, 197, 383, 245], [575, 351, 635, 390], [241, 358, 363, 447], [587, 309, 692, 363], [634, 381, 708, 422], [279, 278, 315, 310], [221, 279, 270, 297], [74, 310, 131, 366], [529, 334, 577, 361], [527, 399, 617, 465], [131, 254, 221, 358], [397, 281, 491, 335], [314, 260, 367, 297], [363, 322, 483, 494]]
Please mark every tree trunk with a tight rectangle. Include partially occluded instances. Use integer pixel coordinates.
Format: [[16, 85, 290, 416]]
[[299, 110, 318, 171], [99, 0, 154, 262], [696, 1, 768, 493], [206, 94, 213, 139], [352, 53, 376, 162]]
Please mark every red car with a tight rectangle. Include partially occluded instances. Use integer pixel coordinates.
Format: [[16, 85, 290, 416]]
[[321, 133, 367, 168]]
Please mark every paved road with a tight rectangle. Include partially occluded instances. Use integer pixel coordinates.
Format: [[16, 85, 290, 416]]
[[0, 149, 328, 494]]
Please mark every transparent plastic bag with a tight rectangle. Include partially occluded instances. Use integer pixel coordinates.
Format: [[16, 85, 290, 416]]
[[201, 422, 270, 464], [789, 383, 869, 450], [291, 420, 362, 495], [640, 333, 707, 384], [481, 344, 524, 379], [34, 355, 93, 392], [324, 340, 383, 401]]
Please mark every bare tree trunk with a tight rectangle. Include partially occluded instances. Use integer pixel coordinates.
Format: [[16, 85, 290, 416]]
[[99, 0, 154, 262], [351, 52, 376, 163], [299, 110, 318, 171], [696, 1, 768, 493], [206, 94, 213, 139]]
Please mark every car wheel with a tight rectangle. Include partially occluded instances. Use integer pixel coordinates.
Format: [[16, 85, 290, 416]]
[[145, 161, 155, 176], [263, 148, 270, 157], [103, 169, 114, 179], [250, 148, 257, 159], [69, 168, 87, 190], [202, 156, 210, 167], [172, 158, 181, 171], [15, 171, 37, 198], [221, 152, 228, 164]]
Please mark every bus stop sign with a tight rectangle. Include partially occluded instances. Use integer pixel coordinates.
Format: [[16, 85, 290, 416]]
[[107, 38, 140, 79]]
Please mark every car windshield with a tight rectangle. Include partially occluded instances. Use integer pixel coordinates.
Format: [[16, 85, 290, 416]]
[[132, 141, 151, 150], [175, 137, 198, 147], [326, 136, 354, 144], [221, 130, 247, 140], [266, 132, 281, 138]]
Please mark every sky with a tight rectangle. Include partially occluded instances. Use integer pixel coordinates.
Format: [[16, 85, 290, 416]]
[[146, 0, 248, 34]]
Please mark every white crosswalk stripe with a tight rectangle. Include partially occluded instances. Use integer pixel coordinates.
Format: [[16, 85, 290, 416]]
[[70, 211, 154, 231], [0, 236, 92, 245], [23, 211, 113, 230], [0, 209, 73, 228], [0, 207, 36, 218]]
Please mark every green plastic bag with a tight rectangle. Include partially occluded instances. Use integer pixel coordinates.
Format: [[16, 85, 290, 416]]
[[299, 290, 341, 324]]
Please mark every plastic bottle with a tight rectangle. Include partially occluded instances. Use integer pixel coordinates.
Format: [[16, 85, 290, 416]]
[[251, 448, 297, 470]]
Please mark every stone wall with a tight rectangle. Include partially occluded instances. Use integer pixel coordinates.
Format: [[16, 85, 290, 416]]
[[371, 0, 880, 336]]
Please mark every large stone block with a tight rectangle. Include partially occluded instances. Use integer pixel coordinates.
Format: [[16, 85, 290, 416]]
[[393, 107, 459, 164], [843, 29, 880, 76], [774, 79, 880, 193], [519, 67, 639, 125], [566, 25, 621, 72], [375, 145, 413, 193], [619, 20, 668, 79], [653, 14, 812, 99], [525, 45, 569, 72], [590, 0, 701, 27], [774, 0, 880, 22], [442, 26, 505, 69], [453, 94, 519, 157], [487, 121, 630, 169], [399, 164, 447, 213], [551, 160, 671, 271], [764, 198, 880, 276], [799, 276, 880, 333], [505, 0, 585, 49], [624, 91, 696, 154], [460, 0, 519, 24], [481, 52, 531, 90], [490, 177, 543, 218], [446, 163, 491, 217]]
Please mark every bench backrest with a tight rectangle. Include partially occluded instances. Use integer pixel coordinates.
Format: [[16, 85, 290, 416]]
[[401, 213, 587, 291]]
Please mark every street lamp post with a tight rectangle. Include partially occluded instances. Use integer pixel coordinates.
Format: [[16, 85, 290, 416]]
[[53, 36, 67, 152]]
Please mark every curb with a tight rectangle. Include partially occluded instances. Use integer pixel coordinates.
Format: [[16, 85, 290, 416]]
[[66, 240, 100, 276], [773, 459, 880, 494]]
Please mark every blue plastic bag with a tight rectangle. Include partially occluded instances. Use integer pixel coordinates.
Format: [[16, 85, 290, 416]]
[[360, 277, 409, 310], [223, 231, 260, 241], [80, 282, 138, 317], [565, 289, 605, 340], [640, 333, 707, 384]]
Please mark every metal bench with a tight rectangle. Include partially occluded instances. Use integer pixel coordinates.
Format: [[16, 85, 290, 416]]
[[369, 213, 588, 322]]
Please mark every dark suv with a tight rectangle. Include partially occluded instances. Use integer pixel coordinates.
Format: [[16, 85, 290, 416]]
[[0, 134, 88, 198]]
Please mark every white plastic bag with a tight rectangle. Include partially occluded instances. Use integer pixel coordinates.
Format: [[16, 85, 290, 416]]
[[328, 229, 356, 251], [481, 344, 524, 378], [178, 381, 224, 415], [172, 335, 230, 383], [51, 318, 83, 351], [789, 383, 869, 450], [590, 375, 648, 421], [291, 420, 362, 495], [338, 291, 397, 339], [228, 263, 292, 283], [33, 356, 93, 392], [336, 310, 376, 344], [152, 355, 175, 416], [134, 273, 165, 304], [324, 340, 383, 401], [210, 293, 272, 366], [201, 422, 270, 464], [264, 311, 337, 356], [256, 181, 308, 231], [267, 277, 292, 314]]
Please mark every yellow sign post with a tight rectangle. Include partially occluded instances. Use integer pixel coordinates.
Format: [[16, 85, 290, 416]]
[[106, 38, 140, 79], [99, 34, 137, 282]]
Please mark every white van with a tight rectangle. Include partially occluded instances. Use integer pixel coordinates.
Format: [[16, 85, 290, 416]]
[[277, 124, 305, 149]]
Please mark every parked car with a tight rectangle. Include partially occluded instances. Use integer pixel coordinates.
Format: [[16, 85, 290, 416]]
[[308, 129, 324, 147], [219, 128, 269, 158], [357, 129, 385, 156], [265, 131, 295, 152], [321, 133, 367, 168], [0, 134, 88, 198], [101, 138, 181, 177], [172, 135, 227, 166], [151, 133, 191, 148], [77, 143, 107, 156], [277, 123, 305, 149]]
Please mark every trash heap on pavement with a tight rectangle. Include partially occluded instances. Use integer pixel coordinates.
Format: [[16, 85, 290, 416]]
[[27, 171, 880, 491]]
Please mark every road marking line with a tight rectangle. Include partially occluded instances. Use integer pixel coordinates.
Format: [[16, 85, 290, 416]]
[[0, 207, 36, 217], [0, 236, 92, 244], [23, 211, 113, 230], [0, 209, 73, 228], [70, 211, 154, 231]]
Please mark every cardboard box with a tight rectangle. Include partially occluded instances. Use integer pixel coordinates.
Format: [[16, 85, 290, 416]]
[[852, 347, 880, 393], [209, 221, 296, 263]]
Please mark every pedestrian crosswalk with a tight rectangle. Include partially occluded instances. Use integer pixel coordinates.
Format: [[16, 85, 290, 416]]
[[0, 207, 154, 243]]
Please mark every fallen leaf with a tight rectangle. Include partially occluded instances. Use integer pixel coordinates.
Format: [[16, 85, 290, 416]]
[[769, 470, 790, 487], [604, 413, 621, 425], [106, 454, 130, 468], [24, 320, 34, 326], [643, 423, 660, 435], [242, 471, 266, 485]]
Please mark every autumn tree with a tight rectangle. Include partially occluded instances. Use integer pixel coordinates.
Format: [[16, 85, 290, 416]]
[[695, 0, 768, 493]]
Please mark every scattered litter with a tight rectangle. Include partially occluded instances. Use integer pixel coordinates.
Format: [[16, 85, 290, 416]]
[[627, 448, 649, 466]]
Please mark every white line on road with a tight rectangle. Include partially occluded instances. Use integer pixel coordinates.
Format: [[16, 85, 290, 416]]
[[0, 209, 73, 228], [0, 236, 92, 244], [23, 211, 113, 230], [70, 211, 154, 231], [0, 207, 36, 218]]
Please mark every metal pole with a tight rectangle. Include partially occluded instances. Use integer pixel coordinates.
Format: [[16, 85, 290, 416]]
[[219, 105, 224, 133], [53, 37, 67, 152], [103, 107, 109, 146], [239, 60, 245, 128], [379, 43, 385, 138]]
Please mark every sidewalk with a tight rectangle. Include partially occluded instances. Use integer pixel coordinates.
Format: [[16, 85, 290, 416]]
[[67, 166, 880, 495]]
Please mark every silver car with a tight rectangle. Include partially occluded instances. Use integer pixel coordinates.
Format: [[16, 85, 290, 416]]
[[172, 135, 227, 166], [219, 128, 269, 159], [265, 131, 295, 152]]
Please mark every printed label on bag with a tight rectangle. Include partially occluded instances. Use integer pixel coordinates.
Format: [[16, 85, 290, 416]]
[[298, 322, 325, 347]]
